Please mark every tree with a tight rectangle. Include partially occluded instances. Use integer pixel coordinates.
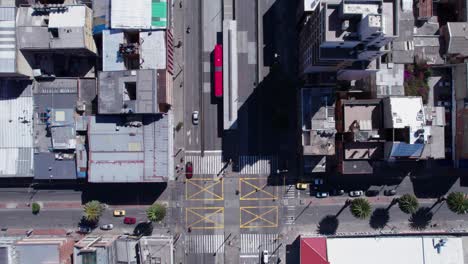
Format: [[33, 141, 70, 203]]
[[83, 200, 104, 224], [446, 192, 468, 215], [147, 203, 166, 222], [398, 194, 419, 214], [31, 202, 40, 215], [350, 198, 372, 219]]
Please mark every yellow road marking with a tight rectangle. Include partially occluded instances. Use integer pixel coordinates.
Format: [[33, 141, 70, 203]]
[[240, 206, 278, 228], [186, 207, 224, 229], [239, 178, 277, 200], [185, 178, 224, 200]]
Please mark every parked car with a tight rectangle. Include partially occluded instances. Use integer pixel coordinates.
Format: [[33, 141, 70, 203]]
[[349, 190, 363, 197], [316, 192, 329, 198], [113, 209, 126, 217], [296, 183, 309, 190], [384, 189, 397, 196], [262, 250, 269, 264], [365, 190, 380, 197], [185, 161, 193, 179], [313, 178, 324, 185], [331, 189, 345, 196], [100, 224, 114, 230], [192, 111, 199, 125], [78, 226, 92, 234], [124, 217, 137, 225]]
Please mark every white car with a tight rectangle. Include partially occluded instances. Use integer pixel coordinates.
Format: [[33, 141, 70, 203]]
[[316, 192, 329, 198], [100, 224, 114, 230], [314, 178, 324, 185], [192, 111, 199, 125], [349, 190, 364, 197], [262, 250, 269, 264]]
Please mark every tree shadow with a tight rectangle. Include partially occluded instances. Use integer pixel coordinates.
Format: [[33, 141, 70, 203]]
[[369, 208, 390, 229], [133, 222, 153, 237], [78, 216, 97, 228], [317, 215, 339, 235], [409, 207, 433, 230]]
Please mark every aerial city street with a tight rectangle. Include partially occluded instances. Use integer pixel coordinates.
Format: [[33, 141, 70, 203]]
[[0, 0, 467, 263]]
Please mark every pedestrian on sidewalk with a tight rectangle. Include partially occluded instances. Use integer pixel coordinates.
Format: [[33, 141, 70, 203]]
[[186, 26, 191, 34]]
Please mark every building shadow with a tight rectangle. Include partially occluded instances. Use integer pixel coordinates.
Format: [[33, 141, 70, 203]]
[[286, 237, 300, 264], [81, 183, 167, 205], [221, 0, 299, 179]]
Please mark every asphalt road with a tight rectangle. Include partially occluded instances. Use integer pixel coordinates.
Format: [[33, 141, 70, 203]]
[[0, 188, 81, 203], [184, 0, 202, 151], [0, 207, 149, 232]]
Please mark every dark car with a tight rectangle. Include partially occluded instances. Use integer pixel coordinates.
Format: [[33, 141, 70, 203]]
[[124, 217, 137, 225], [185, 162, 193, 179], [331, 189, 345, 196], [384, 189, 397, 196], [78, 226, 92, 234], [365, 190, 380, 197]]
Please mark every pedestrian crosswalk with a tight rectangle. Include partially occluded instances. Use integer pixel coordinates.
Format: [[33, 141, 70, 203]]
[[239, 155, 277, 175], [240, 234, 278, 254], [185, 234, 225, 253], [185, 154, 224, 175], [284, 206, 296, 225], [283, 185, 296, 199]]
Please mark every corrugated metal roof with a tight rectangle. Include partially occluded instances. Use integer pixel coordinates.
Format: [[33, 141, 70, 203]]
[[17, 244, 59, 264], [88, 115, 169, 182], [0, 7, 16, 73], [0, 82, 33, 177], [111, 0, 151, 29], [140, 30, 167, 70]]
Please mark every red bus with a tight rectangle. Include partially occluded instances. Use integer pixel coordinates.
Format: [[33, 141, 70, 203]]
[[214, 44, 223, 97]]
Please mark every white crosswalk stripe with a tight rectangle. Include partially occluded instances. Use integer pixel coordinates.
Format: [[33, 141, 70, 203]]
[[186, 234, 225, 253], [240, 234, 278, 254], [283, 185, 296, 199], [239, 155, 278, 175], [186, 154, 224, 175]]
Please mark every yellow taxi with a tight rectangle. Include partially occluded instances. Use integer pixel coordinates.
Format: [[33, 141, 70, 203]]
[[113, 209, 126, 217], [296, 183, 309, 190]]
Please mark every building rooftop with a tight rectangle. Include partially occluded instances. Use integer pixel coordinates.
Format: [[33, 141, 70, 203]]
[[301, 88, 336, 156], [383, 97, 425, 129], [34, 152, 76, 180], [300, 237, 329, 264], [0, 80, 34, 178], [326, 236, 464, 264], [446, 22, 468, 56], [98, 70, 168, 114], [343, 100, 382, 132], [110, 0, 167, 29], [417, 0, 433, 20], [16, 237, 74, 264], [139, 236, 173, 264], [88, 115, 171, 182], [16, 5, 96, 53], [102, 30, 167, 72]]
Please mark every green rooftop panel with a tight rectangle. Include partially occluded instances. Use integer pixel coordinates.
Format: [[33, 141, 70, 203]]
[[152, 0, 167, 28]]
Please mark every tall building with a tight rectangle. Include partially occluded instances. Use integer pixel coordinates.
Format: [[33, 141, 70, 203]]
[[298, 0, 398, 80]]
